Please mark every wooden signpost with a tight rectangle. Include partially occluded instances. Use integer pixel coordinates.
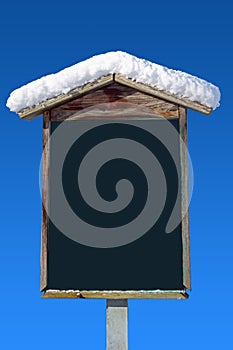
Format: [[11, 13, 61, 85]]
[[9, 56, 218, 349]]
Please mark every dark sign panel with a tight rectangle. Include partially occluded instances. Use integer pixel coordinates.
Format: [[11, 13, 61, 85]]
[[46, 119, 184, 292]]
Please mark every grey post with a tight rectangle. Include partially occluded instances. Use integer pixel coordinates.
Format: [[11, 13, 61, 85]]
[[106, 299, 128, 350]]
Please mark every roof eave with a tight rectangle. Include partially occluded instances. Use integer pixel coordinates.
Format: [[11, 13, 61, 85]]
[[115, 74, 213, 116], [17, 73, 213, 120]]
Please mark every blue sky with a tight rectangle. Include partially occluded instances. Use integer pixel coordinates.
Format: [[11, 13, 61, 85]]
[[1, 1, 232, 349]]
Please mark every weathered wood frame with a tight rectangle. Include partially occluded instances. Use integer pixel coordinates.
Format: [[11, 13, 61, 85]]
[[40, 82, 191, 299], [40, 111, 50, 291]]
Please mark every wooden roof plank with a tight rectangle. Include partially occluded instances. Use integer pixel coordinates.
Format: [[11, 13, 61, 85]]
[[18, 73, 213, 120], [114, 74, 212, 115], [19, 74, 114, 120]]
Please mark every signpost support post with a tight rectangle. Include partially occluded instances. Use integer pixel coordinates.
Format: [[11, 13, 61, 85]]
[[106, 299, 128, 350]]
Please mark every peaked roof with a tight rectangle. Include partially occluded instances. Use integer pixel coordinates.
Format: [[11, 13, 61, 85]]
[[6, 51, 220, 119]]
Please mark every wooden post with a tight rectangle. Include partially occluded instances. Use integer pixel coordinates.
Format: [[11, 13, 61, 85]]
[[106, 299, 128, 350], [40, 111, 50, 291]]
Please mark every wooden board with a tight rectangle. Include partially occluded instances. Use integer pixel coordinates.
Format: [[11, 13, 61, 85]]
[[40, 111, 50, 291], [50, 82, 179, 121], [42, 289, 188, 299], [19, 74, 114, 120], [115, 74, 212, 115], [18, 74, 212, 120], [179, 107, 191, 290]]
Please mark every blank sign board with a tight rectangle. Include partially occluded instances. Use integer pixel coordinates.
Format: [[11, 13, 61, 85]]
[[43, 119, 187, 297]]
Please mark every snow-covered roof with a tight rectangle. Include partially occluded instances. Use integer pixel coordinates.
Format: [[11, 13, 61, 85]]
[[6, 51, 220, 118]]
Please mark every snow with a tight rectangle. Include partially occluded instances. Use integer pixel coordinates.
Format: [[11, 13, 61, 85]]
[[6, 51, 220, 113]]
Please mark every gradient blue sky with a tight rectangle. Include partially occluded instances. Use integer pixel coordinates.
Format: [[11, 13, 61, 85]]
[[1, 1, 232, 349]]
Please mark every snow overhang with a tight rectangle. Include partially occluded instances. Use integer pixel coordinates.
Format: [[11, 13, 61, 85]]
[[6, 51, 220, 119]]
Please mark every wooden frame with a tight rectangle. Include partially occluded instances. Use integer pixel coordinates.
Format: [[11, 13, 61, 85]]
[[42, 290, 188, 299], [40, 111, 50, 291], [179, 106, 192, 290], [40, 82, 191, 299], [179, 106, 191, 291]]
